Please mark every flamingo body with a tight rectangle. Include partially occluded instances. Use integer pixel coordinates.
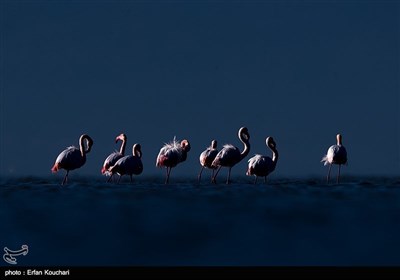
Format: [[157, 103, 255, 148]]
[[212, 144, 241, 167], [109, 143, 143, 183], [157, 146, 183, 168], [199, 141, 219, 168], [111, 155, 143, 176], [101, 152, 124, 174], [101, 133, 127, 176], [198, 140, 218, 182], [246, 137, 278, 184], [247, 155, 274, 177], [52, 146, 87, 172], [211, 127, 250, 184], [322, 145, 347, 166], [321, 134, 347, 184], [156, 138, 191, 184]]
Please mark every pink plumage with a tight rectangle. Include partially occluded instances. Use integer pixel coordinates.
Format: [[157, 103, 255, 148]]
[[156, 138, 191, 184], [51, 134, 94, 185]]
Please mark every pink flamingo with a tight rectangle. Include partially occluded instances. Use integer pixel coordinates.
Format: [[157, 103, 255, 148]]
[[211, 127, 250, 184], [156, 138, 191, 184], [101, 133, 127, 181], [198, 140, 219, 183], [321, 133, 348, 184], [51, 134, 94, 185], [108, 144, 143, 184], [247, 137, 278, 184]]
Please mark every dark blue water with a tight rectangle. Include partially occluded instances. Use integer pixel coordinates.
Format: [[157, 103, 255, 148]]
[[1, 176, 400, 266]]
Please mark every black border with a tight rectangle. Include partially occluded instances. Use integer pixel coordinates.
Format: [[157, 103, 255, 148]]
[[2, 266, 400, 279]]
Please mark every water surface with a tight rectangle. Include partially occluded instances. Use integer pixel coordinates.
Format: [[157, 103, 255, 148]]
[[1, 176, 400, 266]]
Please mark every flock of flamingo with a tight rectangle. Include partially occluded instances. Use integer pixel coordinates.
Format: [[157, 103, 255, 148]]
[[51, 127, 348, 186]]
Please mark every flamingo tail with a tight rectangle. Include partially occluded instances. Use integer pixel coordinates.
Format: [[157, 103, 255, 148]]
[[156, 155, 168, 168], [101, 164, 113, 176], [321, 155, 329, 166], [51, 163, 59, 173]]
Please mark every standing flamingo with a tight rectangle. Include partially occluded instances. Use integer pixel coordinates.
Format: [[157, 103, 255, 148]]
[[108, 144, 143, 184], [51, 134, 94, 185], [321, 133, 348, 184], [198, 140, 219, 183], [246, 137, 278, 184], [211, 127, 250, 184], [101, 133, 127, 181], [156, 138, 191, 184]]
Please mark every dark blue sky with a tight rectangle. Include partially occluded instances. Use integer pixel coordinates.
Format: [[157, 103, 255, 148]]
[[1, 0, 399, 178]]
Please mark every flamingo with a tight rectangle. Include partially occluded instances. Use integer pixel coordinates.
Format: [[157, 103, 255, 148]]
[[101, 133, 127, 181], [108, 143, 143, 184], [198, 140, 219, 183], [211, 127, 250, 184], [321, 133, 348, 184], [156, 138, 191, 184], [51, 134, 94, 185], [246, 137, 278, 184]]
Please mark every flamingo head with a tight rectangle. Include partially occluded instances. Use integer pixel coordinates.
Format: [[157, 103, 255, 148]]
[[115, 133, 127, 143], [238, 127, 250, 142], [266, 137, 276, 149], [181, 140, 191, 152], [80, 134, 94, 154], [211, 140, 217, 149]]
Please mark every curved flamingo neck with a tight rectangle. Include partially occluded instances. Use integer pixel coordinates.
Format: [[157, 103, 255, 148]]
[[79, 136, 87, 157], [119, 138, 127, 155], [79, 134, 93, 156], [239, 135, 250, 160], [270, 146, 279, 164], [133, 144, 142, 158], [336, 134, 343, 146], [266, 138, 278, 165]]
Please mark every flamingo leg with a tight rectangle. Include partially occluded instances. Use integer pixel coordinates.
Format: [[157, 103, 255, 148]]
[[327, 164, 332, 184], [62, 170, 69, 185], [226, 167, 232, 184], [337, 165, 341, 184], [198, 166, 204, 183], [117, 175, 122, 184], [165, 167, 172, 184], [107, 174, 113, 183], [164, 167, 169, 184], [254, 176, 257, 185], [212, 166, 222, 184], [211, 169, 215, 181]]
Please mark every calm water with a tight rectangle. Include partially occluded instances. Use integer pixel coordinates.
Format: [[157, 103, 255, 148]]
[[1, 176, 400, 266]]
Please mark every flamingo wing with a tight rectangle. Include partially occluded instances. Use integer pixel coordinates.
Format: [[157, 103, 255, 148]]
[[212, 144, 241, 167], [156, 145, 181, 167], [247, 155, 274, 176], [208, 149, 219, 164], [124, 156, 143, 175], [200, 148, 219, 168], [55, 146, 85, 171], [112, 155, 143, 175], [102, 152, 123, 174], [332, 145, 347, 164], [322, 145, 347, 165]]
